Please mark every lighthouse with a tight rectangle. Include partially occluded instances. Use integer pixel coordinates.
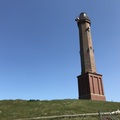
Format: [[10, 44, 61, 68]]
[[75, 12, 106, 101]]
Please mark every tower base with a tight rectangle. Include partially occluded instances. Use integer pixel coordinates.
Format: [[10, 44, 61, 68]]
[[77, 72, 106, 101]]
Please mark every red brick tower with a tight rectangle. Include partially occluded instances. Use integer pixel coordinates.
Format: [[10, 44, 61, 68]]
[[75, 12, 106, 101]]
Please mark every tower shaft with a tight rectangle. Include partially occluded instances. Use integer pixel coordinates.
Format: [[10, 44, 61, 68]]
[[79, 22, 96, 74]]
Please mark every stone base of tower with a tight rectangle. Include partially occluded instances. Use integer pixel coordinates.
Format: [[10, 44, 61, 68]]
[[77, 72, 106, 101]]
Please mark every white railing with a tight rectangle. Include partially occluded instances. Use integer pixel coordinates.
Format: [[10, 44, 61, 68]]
[[15, 110, 120, 120]]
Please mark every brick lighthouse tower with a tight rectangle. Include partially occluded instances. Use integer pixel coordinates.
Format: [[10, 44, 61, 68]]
[[75, 12, 106, 101]]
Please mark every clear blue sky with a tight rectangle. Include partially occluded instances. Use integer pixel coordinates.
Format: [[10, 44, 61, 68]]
[[0, 0, 120, 102]]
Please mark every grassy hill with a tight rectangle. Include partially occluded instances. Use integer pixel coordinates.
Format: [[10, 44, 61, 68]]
[[0, 99, 120, 120]]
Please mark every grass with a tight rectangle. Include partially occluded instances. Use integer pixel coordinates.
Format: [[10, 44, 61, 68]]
[[0, 99, 120, 120]]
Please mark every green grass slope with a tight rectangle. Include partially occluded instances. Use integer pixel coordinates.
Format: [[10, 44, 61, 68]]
[[0, 99, 120, 120]]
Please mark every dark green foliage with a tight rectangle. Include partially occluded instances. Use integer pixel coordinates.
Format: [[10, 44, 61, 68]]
[[0, 99, 119, 120]]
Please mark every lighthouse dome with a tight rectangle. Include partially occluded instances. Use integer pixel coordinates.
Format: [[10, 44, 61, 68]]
[[79, 12, 90, 20]]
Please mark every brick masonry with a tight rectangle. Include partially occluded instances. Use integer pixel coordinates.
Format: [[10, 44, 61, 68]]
[[77, 72, 106, 101]]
